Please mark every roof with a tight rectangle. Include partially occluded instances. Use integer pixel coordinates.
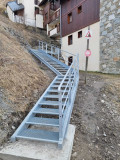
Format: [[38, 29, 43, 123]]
[[6, 1, 24, 12]]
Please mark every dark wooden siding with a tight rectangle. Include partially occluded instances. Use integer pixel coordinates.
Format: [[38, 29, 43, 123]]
[[52, 0, 60, 10], [43, 2, 50, 27], [61, 0, 100, 37]]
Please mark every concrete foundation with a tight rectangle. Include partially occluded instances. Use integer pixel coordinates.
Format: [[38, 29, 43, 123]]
[[0, 124, 75, 160]]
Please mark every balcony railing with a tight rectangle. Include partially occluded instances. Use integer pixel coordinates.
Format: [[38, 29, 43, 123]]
[[50, 3, 56, 11], [49, 9, 60, 23], [48, 24, 60, 37]]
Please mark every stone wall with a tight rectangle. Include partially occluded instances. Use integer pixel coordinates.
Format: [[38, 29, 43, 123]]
[[100, 0, 120, 74]]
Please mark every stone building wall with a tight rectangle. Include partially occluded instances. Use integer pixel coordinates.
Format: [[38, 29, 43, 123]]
[[100, 0, 120, 74]]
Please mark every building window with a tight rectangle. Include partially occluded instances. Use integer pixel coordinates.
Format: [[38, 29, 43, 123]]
[[35, 7, 39, 15], [78, 31, 82, 38], [68, 35, 73, 45], [78, 5, 82, 14], [68, 12, 72, 24], [68, 56, 73, 66], [34, 0, 38, 5]]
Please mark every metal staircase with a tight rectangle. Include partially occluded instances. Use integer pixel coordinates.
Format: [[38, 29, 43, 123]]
[[11, 41, 79, 148]]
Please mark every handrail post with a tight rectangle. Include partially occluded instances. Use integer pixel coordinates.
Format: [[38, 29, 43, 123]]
[[69, 71, 72, 104], [58, 90, 63, 148], [77, 54, 79, 78], [39, 40, 40, 49], [46, 43, 47, 53], [42, 42, 43, 51], [51, 46, 53, 56], [58, 48, 60, 60]]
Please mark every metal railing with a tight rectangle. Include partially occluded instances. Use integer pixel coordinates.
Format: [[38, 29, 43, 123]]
[[38, 40, 60, 60], [38, 40, 79, 66], [37, 40, 79, 147], [58, 54, 79, 145], [38, 41, 79, 146]]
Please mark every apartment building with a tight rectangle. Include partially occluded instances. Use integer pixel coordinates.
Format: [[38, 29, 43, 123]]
[[39, 0, 60, 39], [60, 0, 100, 71], [6, 0, 120, 73], [6, 0, 60, 39], [6, 0, 44, 28]]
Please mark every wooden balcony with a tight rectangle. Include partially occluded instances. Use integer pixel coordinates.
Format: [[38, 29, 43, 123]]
[[48, 24, 60, 37], [49, 9, 60, 24]]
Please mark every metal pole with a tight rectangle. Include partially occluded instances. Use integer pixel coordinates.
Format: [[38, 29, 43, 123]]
[[46, 43, 47, 53], [60, 5, 62, 47], [85, 26, 90, 84], [58, 90, 63, 148]]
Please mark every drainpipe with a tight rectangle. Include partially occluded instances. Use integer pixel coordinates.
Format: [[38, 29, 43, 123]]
[[60, 4, 62, 47]]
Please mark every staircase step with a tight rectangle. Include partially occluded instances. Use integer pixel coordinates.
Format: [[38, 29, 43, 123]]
[[60, 72, 67, 73], [58, 69, 68, 71], [54, 82, 68, 85], [44, 94, 67, 99], [47, 89, 69, 93], [57, 78, 72, 80], [26, 117, 59, 127], [40, 101, 64, 106], [33, 108, 59, 115], [17, 129, 59, 143], [55, 79, 69, 82], [51, 85, 67, 88]]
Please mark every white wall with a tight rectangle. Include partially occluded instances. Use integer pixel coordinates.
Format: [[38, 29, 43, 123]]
[[14, 15, 25, 24], [22, 0, 36, 27], [7, 6, 15, 22], [50, 28, 57, 36], [7, 0, 44, 28], [17, 0, 23, 4], [61, 22, 100, 72], [36, 14, 43, 28], [47, 24, 53, 35]]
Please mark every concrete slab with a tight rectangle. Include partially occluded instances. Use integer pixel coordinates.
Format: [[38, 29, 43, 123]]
[[0, 124, 75, 160]]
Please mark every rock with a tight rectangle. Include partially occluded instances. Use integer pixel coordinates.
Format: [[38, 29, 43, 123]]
[[103, 132, 107, 137], [72, 152, 77, 157], [103, 94, 106, 97], [101, 100, 105, 103], [12, 126, 16, 130]]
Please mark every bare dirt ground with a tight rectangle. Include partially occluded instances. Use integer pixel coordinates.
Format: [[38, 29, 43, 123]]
[[0, 11, 56, 145], [71, 73, 120, 160]]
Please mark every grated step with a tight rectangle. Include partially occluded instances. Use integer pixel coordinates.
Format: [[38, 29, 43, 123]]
[[57, 69, 68, 71], [26, 117, 59, 127], [40, 101, 63, 106], [47, 89, 69, 93], [44, 94, 67, 99], [33, 108, 59, 115], [51, 85, 67, 88], [17, 129, 59, 143], [54, 82, 68, 84]]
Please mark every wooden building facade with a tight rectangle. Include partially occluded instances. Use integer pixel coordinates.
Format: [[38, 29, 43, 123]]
[[60, 0, 100, 37], [60, 0, 101, 72]]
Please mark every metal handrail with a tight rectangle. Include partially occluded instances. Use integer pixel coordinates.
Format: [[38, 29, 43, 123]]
[[58, 63, 73, 91], [38, 40, 77, 62], [58, 53, 79, 142], [38, 40, 59, 48]]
